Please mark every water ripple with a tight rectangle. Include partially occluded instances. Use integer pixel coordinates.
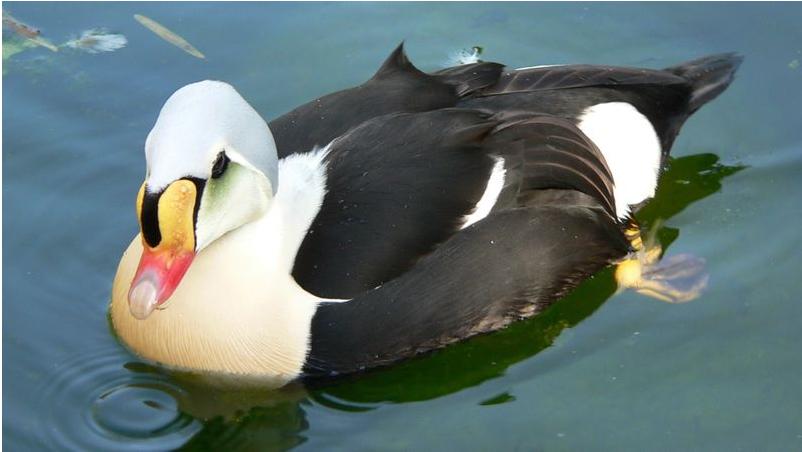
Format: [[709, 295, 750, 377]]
[[35, 347, 202, 451]]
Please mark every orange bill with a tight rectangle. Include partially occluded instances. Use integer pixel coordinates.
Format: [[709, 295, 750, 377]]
[[128, 180, 197, 319]]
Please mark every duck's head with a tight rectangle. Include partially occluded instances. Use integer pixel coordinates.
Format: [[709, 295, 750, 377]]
[[128, 81, 278, 319]]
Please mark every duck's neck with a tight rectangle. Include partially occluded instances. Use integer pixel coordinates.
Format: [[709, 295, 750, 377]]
[[111, 148, 334, 385]]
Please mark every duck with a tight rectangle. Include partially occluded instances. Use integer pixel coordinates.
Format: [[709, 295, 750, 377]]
[[110, 44, 741, 386]]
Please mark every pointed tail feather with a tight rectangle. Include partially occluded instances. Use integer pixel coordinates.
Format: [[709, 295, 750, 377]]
[[665, 53, 743, 113]]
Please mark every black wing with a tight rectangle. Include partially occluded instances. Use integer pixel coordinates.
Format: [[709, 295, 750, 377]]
[[291, 109, 500, 299], [303, 205, 629, 378], [487, 114, 617, 218], [292, 110, 621, 300]]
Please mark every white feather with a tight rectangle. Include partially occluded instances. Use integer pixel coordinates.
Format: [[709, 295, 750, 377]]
[[462, 157, 506, 229], [577, 102, 662, 219]]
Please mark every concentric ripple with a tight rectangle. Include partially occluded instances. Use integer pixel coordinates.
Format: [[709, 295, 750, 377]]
[[35, 347, 201, 451]]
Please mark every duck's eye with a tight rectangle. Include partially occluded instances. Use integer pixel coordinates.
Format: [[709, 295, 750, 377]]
[[211, 151, 229, 179]]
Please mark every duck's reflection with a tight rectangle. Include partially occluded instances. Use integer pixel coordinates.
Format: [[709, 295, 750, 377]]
[[174, 382, 310, 450]]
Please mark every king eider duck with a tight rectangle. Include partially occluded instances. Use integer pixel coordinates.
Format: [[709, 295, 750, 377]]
[[110, 44, 741, 386]]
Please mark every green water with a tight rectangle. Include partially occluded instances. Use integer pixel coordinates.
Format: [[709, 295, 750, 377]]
[[3, 2, 802, 450]]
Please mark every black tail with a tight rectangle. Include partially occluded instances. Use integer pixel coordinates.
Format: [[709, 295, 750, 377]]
[[665, 53, 743, 113]]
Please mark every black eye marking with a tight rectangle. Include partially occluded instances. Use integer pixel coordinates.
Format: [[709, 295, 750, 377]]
[[211, 151, 229, 179], [141, 188, 162, 248], [140, 178, 206, 249]]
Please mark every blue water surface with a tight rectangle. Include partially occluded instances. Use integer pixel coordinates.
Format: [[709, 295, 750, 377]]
[[3, 2, 802, 450]]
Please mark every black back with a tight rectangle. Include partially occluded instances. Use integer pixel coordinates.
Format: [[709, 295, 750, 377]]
[[268, 44, 503, 157]]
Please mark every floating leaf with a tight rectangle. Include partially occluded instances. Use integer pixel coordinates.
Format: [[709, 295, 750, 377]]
[[2, 12, 58, 52], [133, 14, 205, 59], [3, 11, 40, 38]]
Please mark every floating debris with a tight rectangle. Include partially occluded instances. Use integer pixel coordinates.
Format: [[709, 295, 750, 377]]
[[447, 46, 483, 66], [479, 392, 516, 406], [789, 59, 800, 70], [2, 12, 58, 52], [133, 14, 205, 59], [64, 29, 127, 54]]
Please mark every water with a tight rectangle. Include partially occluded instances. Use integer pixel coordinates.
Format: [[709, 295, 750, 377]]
[[3, 2, 801, 450]]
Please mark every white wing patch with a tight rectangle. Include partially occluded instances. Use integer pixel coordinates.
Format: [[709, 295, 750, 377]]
[[462, 157, 506, 229], [577, 102, 662, 220]]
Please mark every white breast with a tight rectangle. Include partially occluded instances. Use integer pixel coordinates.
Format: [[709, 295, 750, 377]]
[[111, 222, 317, 386], [111, 151, 333, 385]]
